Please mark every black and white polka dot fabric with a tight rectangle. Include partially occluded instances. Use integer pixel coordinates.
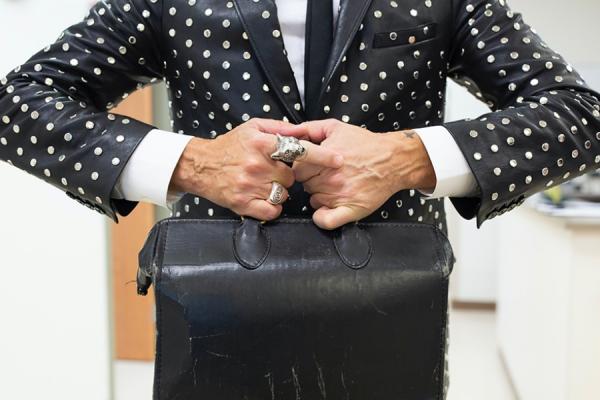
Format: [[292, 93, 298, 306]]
[[1, 0, 599, 231]]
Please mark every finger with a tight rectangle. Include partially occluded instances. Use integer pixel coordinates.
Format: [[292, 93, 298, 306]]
[[249, 118, 295, 135], [298, 140, 344, 169], [302, 178, 318, 194], [310, 196, 323, 210], [244, 199, 282, 221], [293, 162, 322, 182], [303, 175, 332, 194], [313, 205, 358, 230], [310, 193, 335, 209], [256, 183, 290, 204], [259, 131, 343, 169], [271, 161, 295, 188], [276, 119, 339, 143], [267, 184, 290, 205], [252, 131, 282, 154]]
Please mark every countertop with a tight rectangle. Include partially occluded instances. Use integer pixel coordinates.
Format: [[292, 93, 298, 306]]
[[527, 196, 600, 226]]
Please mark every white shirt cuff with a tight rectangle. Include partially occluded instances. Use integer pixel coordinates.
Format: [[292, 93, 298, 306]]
[[414, 126, 479, 198], [113, 129, 194, 208]]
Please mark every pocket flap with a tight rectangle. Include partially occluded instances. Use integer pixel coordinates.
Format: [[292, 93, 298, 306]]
[[373, 22, 438, 48]]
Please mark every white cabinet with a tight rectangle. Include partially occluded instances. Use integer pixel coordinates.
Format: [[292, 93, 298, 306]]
[[496, 206, 600, 400]]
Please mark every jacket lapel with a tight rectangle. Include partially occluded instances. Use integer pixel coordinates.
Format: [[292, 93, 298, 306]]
[[233, 0, 305, 123], [318, 0, 375, 109]]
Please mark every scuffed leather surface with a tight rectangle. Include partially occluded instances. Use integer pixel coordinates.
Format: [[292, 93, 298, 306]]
[[139, 218, 454, 400]]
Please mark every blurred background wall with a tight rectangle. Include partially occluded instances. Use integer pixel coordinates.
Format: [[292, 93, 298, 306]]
[[445, 1, 600, 399], [0, 0, 599, 399], [446, 0, 600, 306], [0, 1, 113, 399]]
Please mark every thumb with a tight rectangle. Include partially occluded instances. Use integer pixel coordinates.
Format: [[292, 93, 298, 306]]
[[313, 205, 358, 230]]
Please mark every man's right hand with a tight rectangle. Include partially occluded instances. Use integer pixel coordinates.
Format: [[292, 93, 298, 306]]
[[168, 118, 344, 221]]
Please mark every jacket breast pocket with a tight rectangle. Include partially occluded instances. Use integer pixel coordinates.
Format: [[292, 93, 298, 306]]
[[372, 22, 438, 49]]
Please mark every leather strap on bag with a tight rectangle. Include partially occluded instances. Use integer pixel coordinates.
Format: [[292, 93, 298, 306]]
[[233, 217, 373, 270]]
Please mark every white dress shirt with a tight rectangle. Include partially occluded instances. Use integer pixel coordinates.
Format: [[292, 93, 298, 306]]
[[113, 0, 477, 208]]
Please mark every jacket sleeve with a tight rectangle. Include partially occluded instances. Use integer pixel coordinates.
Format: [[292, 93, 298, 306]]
[[443, 0, 600, 227], [0, 0, 164, 221]]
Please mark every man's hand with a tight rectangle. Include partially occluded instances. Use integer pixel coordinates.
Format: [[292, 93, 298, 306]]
[[278, 119, 436, 230], [169, 118, 344, 221]]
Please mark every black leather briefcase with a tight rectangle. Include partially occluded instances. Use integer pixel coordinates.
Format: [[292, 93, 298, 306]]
[[137, 217, 454, 400]]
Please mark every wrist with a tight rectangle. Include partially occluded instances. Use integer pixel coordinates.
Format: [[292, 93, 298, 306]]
[[169, 137, 212, 195], [385, 130, 437, 192], [410, 132, 437, 191]]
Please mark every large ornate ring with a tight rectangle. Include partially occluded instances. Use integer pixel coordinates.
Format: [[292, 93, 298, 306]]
[[270, 134, 307, 163], [267, 181, 286, 205]]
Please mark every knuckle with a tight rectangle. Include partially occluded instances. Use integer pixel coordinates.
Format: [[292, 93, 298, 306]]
[[246, 118, 260, 127], [246, 134, 262, 147], [244, 130, 265, 143], [285, 173, 295, 188], [236, 129, 253, 143], [230, 204, 246, 216], [237, 120, 252, 132], [229, 193, 246, 208], [279, 167, 295, 187], [309, 196, 320, 207], [243, 157, 264, 173], [256, 135, 274, 151], [317, 196, 331, 208], [235, 175, 253, 190], [263, 206, 281, 221], [329, 174, 344, 188], [328, 150, 342, 162], [292, 169, 302, 182], [293, 164, 309, 178]]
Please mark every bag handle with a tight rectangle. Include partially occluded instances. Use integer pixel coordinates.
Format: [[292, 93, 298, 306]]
[[233, 217, 373, 270]]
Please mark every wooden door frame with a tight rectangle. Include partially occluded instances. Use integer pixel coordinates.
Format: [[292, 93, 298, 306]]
[[110, 88, 157, 361]]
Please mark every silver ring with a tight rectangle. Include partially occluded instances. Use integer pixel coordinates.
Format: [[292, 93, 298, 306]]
[[270, 134, 307, 163], [267, 181, 286, 205]]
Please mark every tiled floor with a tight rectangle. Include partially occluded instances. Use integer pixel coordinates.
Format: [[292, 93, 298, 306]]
[[115, 309, 516, 400], [446, 309, 516, 400], [114, 359, 154, 400]]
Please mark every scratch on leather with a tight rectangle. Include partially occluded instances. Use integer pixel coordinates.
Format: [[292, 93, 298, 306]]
[[265, 372, 275, 400], [291, 366, 301, 399], [313, 353, 327, 398], [189, 332, 230, 340], [193, 358, 199, 387], [340, 370, 349, 400], [205, 350, 231, 359], [369, 299, 389, 316]]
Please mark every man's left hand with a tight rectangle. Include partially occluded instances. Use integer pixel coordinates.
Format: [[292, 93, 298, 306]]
[[277, 119, 437, 230]]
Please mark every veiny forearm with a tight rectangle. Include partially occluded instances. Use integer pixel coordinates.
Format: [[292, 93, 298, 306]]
[[383, 130, 437, 193], [169, 137, 215, 196]]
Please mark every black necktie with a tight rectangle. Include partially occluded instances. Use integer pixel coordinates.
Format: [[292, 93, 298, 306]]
[[304, 0, 334, 118]]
